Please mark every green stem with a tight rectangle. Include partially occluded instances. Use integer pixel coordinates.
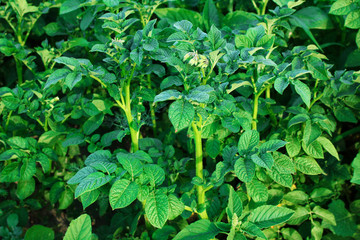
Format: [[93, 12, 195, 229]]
[[252, 93, 260, 130], [15, 58, 23, 85], [333, 126, 360, 143], [228, 0, 234, 13], [44, 113, 49, 132], [5, 110, 13, 132], [251, 0, 261, 15], [191, 121, 208, 219], [261, 0, 269, 15], [124, 64, 139, 153]]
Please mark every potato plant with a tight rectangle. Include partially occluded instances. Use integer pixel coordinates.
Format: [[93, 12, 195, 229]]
[[1, 0, 360, 239]]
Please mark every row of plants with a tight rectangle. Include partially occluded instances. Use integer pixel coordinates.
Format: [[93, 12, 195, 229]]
[[1, 0, 360, 239]]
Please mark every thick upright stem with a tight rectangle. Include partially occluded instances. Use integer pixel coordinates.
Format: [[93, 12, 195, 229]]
[[124, 64, 139, 153], [15, 58, 23, 85], [252, 93, 260, 130], [192, 121, 208, 219]]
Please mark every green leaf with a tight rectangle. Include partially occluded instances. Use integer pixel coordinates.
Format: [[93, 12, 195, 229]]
[[281, 228, 303, 240], [152, 226, 177, 240], [227, 186, 243, 220], [83, 113, 104, 135], [302, 141, 324, 159], [206, 138, 220, 159], [292, 80, 311, 108], [274, 77, 289, 95], [284, 190, 309, 205], [62, 133, 85, 147], [250, 205, 294, 228], [334, 107, 357, 123], [144, 164, 165, 186], [345, 9, 360, 29], [259, 140, 287, 153], [154, 90, 182, 103], [325, 200, 357, 237], [168, 194, 185, 220], [117, 152, 143, 179], [208, 25, 226, 49], [303, 120, 321, 146], [287, 206, 310, 225], [90, 162, 117, 174], [246, 180, 268, 202], [80, 190, 100, 209], [20, 158, 36, 180], [68, 167, 97, 185], [293, 7, 333, 30], [310, 188, 333, 202], [203, 0, 221, 31], [251, 153, 274, 170], [60, 0, 82, 15], [16, 177, 35, 200], [268, 166, 293, 188], [288, 114, 309, 128], [74, 172, 112, 198], [238, 130, 259, 155], [312, 206, 336, 226], [65, 71, 82, 90], [240, 222, 267, 239], [285, 135, 301, 157], [294, 156, 324, 175], [169, 100, 195, 132], [330, 0, 355, 15], [306, 56, 329, 80], [155, 8, 203, 29], [174, 20, 193, 32], [25, 225, 54, 240], [44, 69, 70, 89], [222, 11, 258, 30], [85, 150, 111, 165], [59, 188, 74, 210], [316, 136, 339, 160], [109, 179, 139, 209], [173, 220, 220, 240], [64, 214, 92, 240], [234, 157, 255, 182], [145, 191, 169, 228], [351, 152, 360, 184]]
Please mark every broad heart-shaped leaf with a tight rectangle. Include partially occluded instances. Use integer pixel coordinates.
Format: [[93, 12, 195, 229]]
[[145, 191, 169, 228], [144, 164, 165, 186], [238, 130, 259, 156], [44, 68, 71, 89], [24, 225, 55, 240], [292, 80, 311, 108], [64, 214, 92, 240], [227, 185, 243, 220], [74, 172, 112, 198], [109, 179, 139, 209], [16, 177, 35, 200], [117, 152, 143, 179], [250, 205, 294, 228], [234, 157, 255, 183], [168, 100, 195, 132], [251, 153, 274, 170], [246, 180, 268, 203], [173, 220, 220, 240], [294, 156, 324, 175]]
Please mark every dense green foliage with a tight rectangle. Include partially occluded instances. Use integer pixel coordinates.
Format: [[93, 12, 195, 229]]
[[1, 0, 360, 239]]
